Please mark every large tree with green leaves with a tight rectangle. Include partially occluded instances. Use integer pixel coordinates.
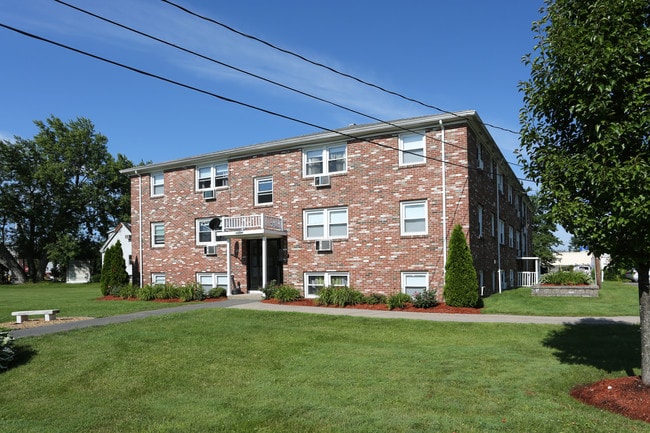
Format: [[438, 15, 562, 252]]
[[530, 195, 560, 271], [0, 116, 132, 282], [519, 0, 650, 382]]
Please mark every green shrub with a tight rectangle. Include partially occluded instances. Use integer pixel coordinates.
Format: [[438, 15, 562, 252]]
[[444, 224, 480, 308], [207, 287, 226, 298], [1, 331, 15, 372], [178, 282, 205, 302], [117, 284, 138, 299], [387, 293, 412, 310], [316, 286, 363, 306], [272, 285, 301, 303], [100, 240, 130, 296], [412, 289, 438, 308], [136, 284, 157, 301], [540, 271, 591, 285], [363, 293, 387, 305], [261, 280, 279, 300]]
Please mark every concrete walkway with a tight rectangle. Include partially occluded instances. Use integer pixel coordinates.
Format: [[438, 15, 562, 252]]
[[9, 294, 640, 339]]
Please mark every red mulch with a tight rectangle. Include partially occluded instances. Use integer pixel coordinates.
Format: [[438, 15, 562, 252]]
[[97, 296, 227, 303], [261, 298, 481, 314], [572, 376, 650, 423]]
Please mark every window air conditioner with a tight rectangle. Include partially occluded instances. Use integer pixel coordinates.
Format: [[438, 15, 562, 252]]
[[315, 240, 332, 252], [314, 175, 331, 187], [204, 245, 218, 256], [203, 190, 216, 201]]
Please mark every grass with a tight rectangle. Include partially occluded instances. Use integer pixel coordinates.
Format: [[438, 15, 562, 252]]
[[482, 280, 639, 316], [0, 280, 646, 431]]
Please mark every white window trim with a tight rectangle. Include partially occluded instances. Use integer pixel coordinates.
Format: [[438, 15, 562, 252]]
[[195, 218, 227, 246], [196, 162, 229, 191], [303, 207, 348, 240], [151, 273, 166, 285], [398, 132, 426, 166], [302, 143, 347, 177], [151, 172, 164, 197], [400, 200, 428, 236], [151, 222, 165, 247], [401, 272, 429, 296], [197, 273, 228, 293], [304, 272, 350, 298], [255, 176, 273, 206], [477, 205, 484, 238]]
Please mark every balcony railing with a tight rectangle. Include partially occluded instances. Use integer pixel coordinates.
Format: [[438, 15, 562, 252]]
[[517, 271, 538, 287], [221, 214, 284, 233]]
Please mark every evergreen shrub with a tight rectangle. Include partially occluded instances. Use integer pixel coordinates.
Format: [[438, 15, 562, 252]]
[[100, 240, 129, 296], [444, 224, 480, 308]]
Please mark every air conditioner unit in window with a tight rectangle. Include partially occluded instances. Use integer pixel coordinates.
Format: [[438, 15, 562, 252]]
[[315, 240, 332, 252], [314, 175, 331, 188], [204, 245, 217, 256], [203, 190, 216, 201]]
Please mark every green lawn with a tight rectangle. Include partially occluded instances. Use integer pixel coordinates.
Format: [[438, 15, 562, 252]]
[[0, 281, 646, 432]]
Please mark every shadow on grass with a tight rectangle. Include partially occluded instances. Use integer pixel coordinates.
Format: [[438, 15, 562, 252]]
[[542, 319, 640, 376], [7, 343, 37, 371]]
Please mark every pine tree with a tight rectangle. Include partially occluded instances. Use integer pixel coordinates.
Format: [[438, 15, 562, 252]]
[[100, 240, 129, 296], [444, 224, 480, 307]]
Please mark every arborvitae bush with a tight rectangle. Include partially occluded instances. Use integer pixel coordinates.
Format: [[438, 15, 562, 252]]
[[100, 240, 129, 296], [444, 224, 480, 308]]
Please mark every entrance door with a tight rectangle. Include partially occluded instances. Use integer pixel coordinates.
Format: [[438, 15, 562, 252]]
[[246, 238, 283, 290]]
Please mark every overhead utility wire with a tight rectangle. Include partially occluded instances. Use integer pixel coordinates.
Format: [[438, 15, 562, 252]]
[[161, 0, 521, 136], [0, 23, 532, 184], [53, 0, 525, 170]]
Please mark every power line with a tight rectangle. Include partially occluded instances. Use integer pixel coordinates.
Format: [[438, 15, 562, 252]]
[[161, 0, 522, 136], [0, 22, 533, 185]]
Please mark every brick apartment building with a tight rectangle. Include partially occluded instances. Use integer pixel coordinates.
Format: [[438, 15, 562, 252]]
[[121, 111, 534, 299]]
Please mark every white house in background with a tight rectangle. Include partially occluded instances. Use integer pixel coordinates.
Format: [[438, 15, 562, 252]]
[[552, 251, 594, 271], [66, 260, 91, 283], [100, 222, 133, 280]]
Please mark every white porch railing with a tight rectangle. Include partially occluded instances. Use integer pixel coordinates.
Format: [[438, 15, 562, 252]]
[[517, 271, 538, 287], [221, 214, 284, 232]]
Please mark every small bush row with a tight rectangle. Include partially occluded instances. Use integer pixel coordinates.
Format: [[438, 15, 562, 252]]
[[106, 282, 226, 302], [540, 270, 592, 285]]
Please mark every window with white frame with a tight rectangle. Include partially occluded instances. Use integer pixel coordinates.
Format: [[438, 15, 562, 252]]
[[151, 172, 164, 197], [478, 205, 484, 238], [196, 218, 226, 245], [197, 273, 228, 294], [151, 222, 165, 247], [402, 272, 429, 296], [399, 132, 426, 165], [508, 225, 514, 247], [401, 200, 427, 235], [498, 219, 505, 245], [497, 171, 504, 194], [491, 213, 496, 237], [477, 142, 484, 169], [303, 144, 347, 176], [255, 176, 273, 205], [304, 208, 348, 240], [507, 184, 513, 203], [196, 162, 228, 191], [305, 272, 349, 298], [152, 273, 166, 285]]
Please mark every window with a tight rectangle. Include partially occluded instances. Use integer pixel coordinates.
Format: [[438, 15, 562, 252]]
[[497, 171, 504, 194], [508, 225, 514, 247], [196, 163, 228, 191], [197, 273, 228, 294], [399, 132, 426, 165], [478, 205, 484, 238], [151, 172, 164, 196], [305, 272, 349, 298], [402, 272, 429, 296], [477, 143, 484, 169], [255, 177, 273, 205], [196, 218, 226, 245], [151, 222, 164, 247], [304, 144, 347, 176], [401, 200, 427, 235], [507, 184, 513, 203], [499, 219, 505, 245], [491, 213, 496, 237], [152, 273, 166, 285], [304, 208, 348, 240]]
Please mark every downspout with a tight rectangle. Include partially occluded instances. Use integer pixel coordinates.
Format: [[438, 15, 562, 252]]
[[136, 170, 143, 288], [496, 166, 502, 293], [439, 120, 447, 272]]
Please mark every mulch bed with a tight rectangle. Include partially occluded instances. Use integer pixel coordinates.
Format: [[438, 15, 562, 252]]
[[572, 376, 650, 423], [262, 298, 481, 314], [98, 295, 227, 303]]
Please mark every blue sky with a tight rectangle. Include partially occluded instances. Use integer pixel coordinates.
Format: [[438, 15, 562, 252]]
[[1, 0, 571, 245]]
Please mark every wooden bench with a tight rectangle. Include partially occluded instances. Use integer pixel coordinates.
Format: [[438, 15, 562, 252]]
[[11, 309, 60, 324]]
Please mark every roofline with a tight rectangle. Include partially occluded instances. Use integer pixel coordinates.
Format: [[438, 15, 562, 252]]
[[120, 111, 481, 176]]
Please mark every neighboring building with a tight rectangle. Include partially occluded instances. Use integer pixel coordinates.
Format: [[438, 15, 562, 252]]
[[66, 260, 91, 284], [121, 111, 533, 298], [100, 222, 133, 281]]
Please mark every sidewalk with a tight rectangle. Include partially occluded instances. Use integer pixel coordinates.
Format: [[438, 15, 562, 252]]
[[9, 295, 640, 339]]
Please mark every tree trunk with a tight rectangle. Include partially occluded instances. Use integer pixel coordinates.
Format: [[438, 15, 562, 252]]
[[0, 243, 27, 284], [638, 264, 650, 385]]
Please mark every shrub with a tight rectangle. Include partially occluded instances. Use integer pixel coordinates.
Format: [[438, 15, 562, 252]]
[[540, 270, 591, 285], [207, 286, 226, 298], [412, 289, 438, 308], [136, 284, 157, 301], [272, 285, 301, 303], [363, 293, 387, 305], [387, 293, 412, 310], [117, 284, 138, 299], [178, 282, 205, 302], [100, 240, 130, 296], [317, 286, 363, 307], [261, 281, 279, 300], [444, 224, 480, 308], [1, 331, 15, 372]]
